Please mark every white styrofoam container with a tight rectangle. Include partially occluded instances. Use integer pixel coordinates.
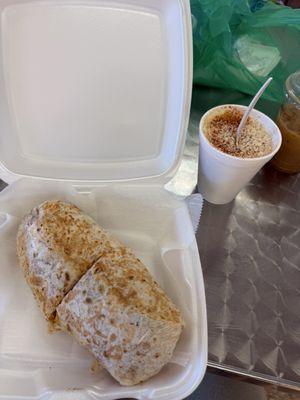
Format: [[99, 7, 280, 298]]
[[0, 0, 207, 399]]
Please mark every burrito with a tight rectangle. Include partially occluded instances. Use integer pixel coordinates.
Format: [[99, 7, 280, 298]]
[[17, 200, 184, 385], [17, 200, 119, 322], [57, 247, 183, 385]]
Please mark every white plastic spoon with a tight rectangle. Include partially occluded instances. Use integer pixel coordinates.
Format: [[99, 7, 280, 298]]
[[236, 77, 273, 145]]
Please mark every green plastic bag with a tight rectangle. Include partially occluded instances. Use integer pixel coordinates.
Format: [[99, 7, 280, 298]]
[[191, 0, 300, 102]]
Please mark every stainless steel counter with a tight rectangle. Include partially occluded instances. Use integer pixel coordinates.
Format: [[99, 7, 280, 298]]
[[178, 87, 300, 392], [198, 167, 300, 390]]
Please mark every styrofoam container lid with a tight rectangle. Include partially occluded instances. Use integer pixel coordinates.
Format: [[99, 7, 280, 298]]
[[0, 0, 192, 183]]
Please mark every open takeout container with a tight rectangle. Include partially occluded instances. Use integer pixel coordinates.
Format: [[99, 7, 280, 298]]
[[0, 0, 207, 399]]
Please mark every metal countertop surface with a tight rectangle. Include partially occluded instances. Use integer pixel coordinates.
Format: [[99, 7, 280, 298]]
[[172, 86, 300, 393]]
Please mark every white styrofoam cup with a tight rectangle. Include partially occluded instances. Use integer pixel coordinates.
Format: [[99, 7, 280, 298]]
[[198, 105, 282, 205]]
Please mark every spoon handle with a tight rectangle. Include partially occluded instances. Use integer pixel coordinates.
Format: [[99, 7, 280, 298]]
[[236, 77, 273, 144]]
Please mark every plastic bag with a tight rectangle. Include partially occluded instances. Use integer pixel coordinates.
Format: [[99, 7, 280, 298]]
[[191, 0, 300, 103]]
